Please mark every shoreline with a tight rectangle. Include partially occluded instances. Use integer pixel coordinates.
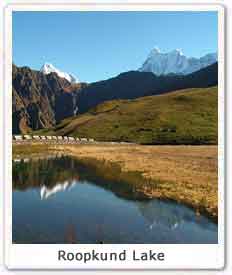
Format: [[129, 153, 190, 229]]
[[13, 143, 218, 223]]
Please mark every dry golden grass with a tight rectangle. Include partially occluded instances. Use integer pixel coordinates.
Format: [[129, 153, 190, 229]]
[[13, 143, 218, 221], [55, 144, 218, 221]]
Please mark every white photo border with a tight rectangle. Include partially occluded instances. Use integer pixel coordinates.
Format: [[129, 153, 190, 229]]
[[4, 2, 225, 270]]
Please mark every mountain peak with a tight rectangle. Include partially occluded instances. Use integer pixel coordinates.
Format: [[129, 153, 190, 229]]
[[171, 49, 183, 55], [140, 48, 217, 76], [40, 63, 79, 83], [153, 47, 161, 53], [41, 62, 55, 70]]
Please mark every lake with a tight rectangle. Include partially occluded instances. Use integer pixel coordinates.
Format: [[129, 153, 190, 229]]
[[12, 155, 217, 244]]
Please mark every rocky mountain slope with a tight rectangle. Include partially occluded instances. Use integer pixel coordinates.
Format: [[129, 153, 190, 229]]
[[12, 64, 84, 134]]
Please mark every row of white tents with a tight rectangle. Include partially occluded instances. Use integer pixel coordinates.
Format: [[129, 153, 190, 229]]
[[13, 135, 95, 143]]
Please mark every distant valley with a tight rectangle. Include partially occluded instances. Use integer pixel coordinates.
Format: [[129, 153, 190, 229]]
[[12, 49, 218, 145]]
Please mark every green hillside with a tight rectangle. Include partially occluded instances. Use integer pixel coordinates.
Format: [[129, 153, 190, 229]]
[[39, 86, 218, 145]]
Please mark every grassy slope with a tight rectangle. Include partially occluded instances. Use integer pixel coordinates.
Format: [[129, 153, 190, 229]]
[[38, 86, 218, 145]]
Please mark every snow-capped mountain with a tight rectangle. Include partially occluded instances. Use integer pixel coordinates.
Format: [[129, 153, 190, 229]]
[[139, 47, 217, 76], [40, 63, 79, 83]]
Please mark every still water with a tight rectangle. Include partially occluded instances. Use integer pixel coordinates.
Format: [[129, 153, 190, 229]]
[[12, 156, 217, 244]]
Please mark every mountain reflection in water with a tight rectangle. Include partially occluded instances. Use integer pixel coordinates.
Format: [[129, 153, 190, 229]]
[[12, 156, 217, 244], [40, 181, 77, 200]]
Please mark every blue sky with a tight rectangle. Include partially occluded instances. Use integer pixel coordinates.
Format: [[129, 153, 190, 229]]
[[13, 11, 218, 83]]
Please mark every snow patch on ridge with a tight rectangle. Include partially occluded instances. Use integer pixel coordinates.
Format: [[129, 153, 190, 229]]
[[40, 63, 79, 83]]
